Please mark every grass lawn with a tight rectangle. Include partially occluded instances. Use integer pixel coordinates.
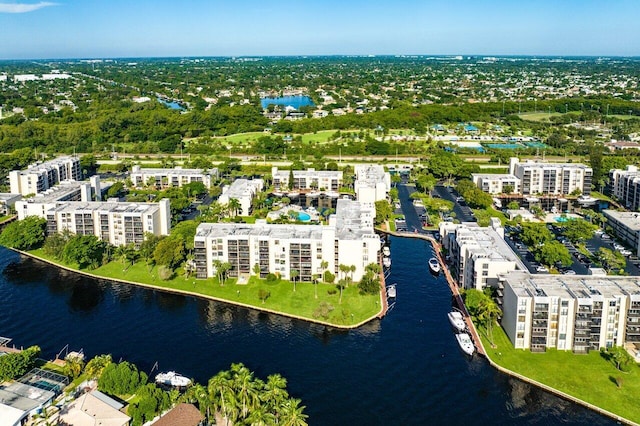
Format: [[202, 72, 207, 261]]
[[480, 324, 640, 423], [28, 249, 380, 327], [473, 206, 507, 226], [591, 191, 614, 202]]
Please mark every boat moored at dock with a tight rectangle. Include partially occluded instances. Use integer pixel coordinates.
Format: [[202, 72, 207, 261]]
[[428, 257, 441, 274], [447, 311, 466, 332], [455, 333, 475, 356], [155, 371, 192, 387]]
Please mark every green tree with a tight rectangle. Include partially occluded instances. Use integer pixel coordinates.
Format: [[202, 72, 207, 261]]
[[43, 229, 73, 259], [228, 198, 242, 217], [153, 237, 186, 269], [98, 361, 148, 396], [520, 222, 553, 247], [561, 218, 597, 243], [0, 346, 40, 382], [290, 268, 300, 292], [507, 201, 520, 210], [597, 247, 626, 272], [279, 398, 308, 426], [535, 240, 572, 268], [84, 354, 113, 379], [374, 200, 393, 225], [0, 216, 47, 250], [62, 235, 107, 269], [429, 150, 463, 183]]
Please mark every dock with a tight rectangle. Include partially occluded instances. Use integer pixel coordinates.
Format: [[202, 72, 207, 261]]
[[377, 254, 389, 318]]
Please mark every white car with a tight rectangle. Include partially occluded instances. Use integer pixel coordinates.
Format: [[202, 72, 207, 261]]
[[613, 244, 625, 251], [536, 266, 549, 273], [563, 270, 576, 275], [620, 250, 632, 256]]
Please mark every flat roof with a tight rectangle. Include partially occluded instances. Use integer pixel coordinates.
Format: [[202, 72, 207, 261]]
[[0, 193, 21, 202], [272, 168, 342, 179], [48, 201, 162, 215], [472, 173, 518, 180], [16, 156, 78, 175], [456, 225, 526, 269], [515, 160, 591, 170], [222, 179, 263, 199], [29, 181, 86, 202], [132, 167, 217, 176], [603, 209, 640, 231]]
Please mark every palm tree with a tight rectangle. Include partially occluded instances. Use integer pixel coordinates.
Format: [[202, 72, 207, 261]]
[[478, 299, 502, 345], [209, 371, 234, 426], [84, 354, 112, 379], [262, 374, 289, 413], [228, 198, 242, 217], [348, 264, 356, 286], [246, 405, 276, 426], [181, 383, 211, 420], [290, 269, 299, 292], [338, 264, 349, 281], [230, 363, 261, 419], [337, 278, 347, 304], [279, 398, 308, 426]]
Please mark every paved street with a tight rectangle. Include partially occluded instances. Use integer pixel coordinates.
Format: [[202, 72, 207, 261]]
[[396, 183, 427, 234], [433, 185, 476, 223]]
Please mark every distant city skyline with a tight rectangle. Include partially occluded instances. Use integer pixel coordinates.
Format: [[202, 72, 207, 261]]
[[1, 0, 639, 60]]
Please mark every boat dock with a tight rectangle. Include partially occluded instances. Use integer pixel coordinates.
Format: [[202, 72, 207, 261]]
[[377, 254, 389, 318]]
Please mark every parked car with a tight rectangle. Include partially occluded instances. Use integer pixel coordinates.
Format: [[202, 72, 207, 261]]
[[563, 269, 577, 275], [536, 266, 549, 273]]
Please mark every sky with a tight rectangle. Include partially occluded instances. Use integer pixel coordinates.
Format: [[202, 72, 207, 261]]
[[0, 0, 639, 59]]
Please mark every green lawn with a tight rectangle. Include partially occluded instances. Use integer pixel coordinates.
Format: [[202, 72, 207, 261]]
[[480, 324, 640, 423], [28, 249, 381, 327], [473, 206, 507, 226]]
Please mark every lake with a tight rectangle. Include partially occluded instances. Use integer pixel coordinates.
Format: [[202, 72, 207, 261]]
[[157, 97, 186, 110], [260, 95, 314, 110], [0, 243, 614, 425]]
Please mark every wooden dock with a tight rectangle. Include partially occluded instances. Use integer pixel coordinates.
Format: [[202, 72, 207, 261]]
[[377, 255, 389, 318]]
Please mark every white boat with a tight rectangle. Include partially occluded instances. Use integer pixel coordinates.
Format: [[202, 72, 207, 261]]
[[447, 311, 466, 332], [155, 371, 192, 387], [428, 257, 441, 274], [387, 284, 396, 298], [455, 333, 475, 356], [382, 246, 391, 257], [383, 257, 391, 268]]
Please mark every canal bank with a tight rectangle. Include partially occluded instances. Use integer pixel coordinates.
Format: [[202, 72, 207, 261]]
[[377, 228, 638, 426], [11, 248, 385, 330]]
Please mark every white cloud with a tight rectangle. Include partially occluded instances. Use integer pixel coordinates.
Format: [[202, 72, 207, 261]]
[[0, 2, 57, 13]]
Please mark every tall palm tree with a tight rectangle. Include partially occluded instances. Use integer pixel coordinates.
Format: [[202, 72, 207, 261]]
[[262, 374, 289, 413], [228, 198, 242, 217], [290, 268, 299, 292], [209, 371, 234, 426], [181, 383, 211, 420], [478, 299, 502, 345], [279, 398, 308, 426], [230, 363, 260, 419], [337, 278, 347, 304], [246, 405, 276, 426]]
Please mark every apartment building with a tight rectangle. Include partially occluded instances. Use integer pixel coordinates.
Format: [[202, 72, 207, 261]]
[[471, 174, 520, 194], [0, 193, 22, 215], [354, 165, 391, 203], [271, 167, 342, 192], [15, 181, 97, 220], [439, 219, 524, 290], [502, 270, 640, 353], [9, 156, 82, 196], [609, 165, 640, 210], [130, 165, 218, 189], [218, 179, 264, 216], [602, 210, 640, 257], [44, 199, 170, 247], [194, 199, 380, 282], [510, 158, 592, 196]]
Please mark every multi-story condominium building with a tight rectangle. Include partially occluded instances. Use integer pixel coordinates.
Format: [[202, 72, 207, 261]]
[[439, 219, 524, 290], [354, 165, 391, 203], [501, 270, 640, 353], [0, 193, 22, 215], [15, 181, 98, 220], [609, 165, 640, 210], [194, 199, 380, 282], [130, 165, 218, 189], [9, 156, 82, 196], [509, 157, 592, 196], [44, 199, 171, 247], [471, 158, 592, 197], [471, 174, 520, 194], [602, 210, 640, 256], [218, 179, 264, 216], [271, 167, 342, 192]]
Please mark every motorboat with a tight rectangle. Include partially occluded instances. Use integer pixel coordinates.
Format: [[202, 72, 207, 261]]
[[387, 284, 396, 298], [155, 371, 192, 387], [455, 333, 475, 356], [383, 257, 391, 268], [447, 311, 466, 332], [382, 246, 391, 257], [428, 257, 441, 274]]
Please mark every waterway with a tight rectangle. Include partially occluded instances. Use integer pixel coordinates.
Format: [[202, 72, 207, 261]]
[[0, 245, 614, 425], [157, 97, 186, 110], [260, 95, 314, 110]]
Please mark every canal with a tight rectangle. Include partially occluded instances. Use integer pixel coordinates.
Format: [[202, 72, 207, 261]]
[[0, 245, 614, 425]]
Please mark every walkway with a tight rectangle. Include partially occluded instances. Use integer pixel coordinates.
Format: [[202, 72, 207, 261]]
[[377, 254, 388, 319]]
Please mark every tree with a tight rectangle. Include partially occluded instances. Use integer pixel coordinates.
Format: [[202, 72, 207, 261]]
[[323, 270, 335, 284], [62, 235, 107, 269], [153, 237, 186, 269], [182, 181, 207, 199], [98, 361, 148, 396], [597, 247, 626, 272], [43, 229, 73, 259], [429, 150, 464, 183], [228, 198, 242, 217], [337, 278, 347, 304], [63, 355, 85, 379], [374, 200, 393, 225], [502, 184, 514, 195], [520, 223, 553, 247], [279, 398, 308, 426], [0, 346, 40, 382], [0, 216, 47, 250], [84, 354, 113, 379], [561, 218, 597, 243], [535, 240, 573, 268], [605, 346, 634, 372], [507, 201, 520, 210], [106, 181, 125, 199], [290, 269, 299, 292]]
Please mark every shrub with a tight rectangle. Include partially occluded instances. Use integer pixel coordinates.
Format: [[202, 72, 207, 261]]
[[313, 301, 334, 319], [327, 288, 337, 295], [265, 273, 278, 283], [323, 270, 335, 283], [258, 289, 270, 303], [157, 266, 174, 281]]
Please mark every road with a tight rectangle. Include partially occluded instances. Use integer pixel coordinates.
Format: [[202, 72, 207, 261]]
[[396, 183, 427, 234], [433, 185, 476, 223]]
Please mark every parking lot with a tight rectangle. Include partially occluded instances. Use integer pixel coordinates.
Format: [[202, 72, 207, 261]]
[[433, 185, 476, 223]]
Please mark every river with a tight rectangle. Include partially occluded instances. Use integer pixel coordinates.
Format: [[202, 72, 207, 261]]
[[0, 243, 614, 425]]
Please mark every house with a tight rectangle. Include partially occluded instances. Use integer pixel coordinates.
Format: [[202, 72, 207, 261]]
[[152, 403, 203, 426], [56, 390, 130, 426]]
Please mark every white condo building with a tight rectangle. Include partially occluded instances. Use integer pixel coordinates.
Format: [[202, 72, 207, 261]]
[[439, 219, 524, 290], [44, 199, 170, 247], [602, 210, 640, 257], [471, 158, 592, 196], [218, 179, 264, 216], [609, 165, 640, 210], [9, 156, 82, 196], [354, 165, 391, 203], [130, 165, 218, 189], [194, 199, 380, 282], [15, 181, 99, 220], [271, 167, 342, 192], [501, 270, 640, 353]]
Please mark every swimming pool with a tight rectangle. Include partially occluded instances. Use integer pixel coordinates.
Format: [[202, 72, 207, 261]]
[[555, 216, 570, 223], [298, 212, 311, 222]]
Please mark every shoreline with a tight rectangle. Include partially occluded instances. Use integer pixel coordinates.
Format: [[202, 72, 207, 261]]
[[11, 248, 385, 331], [377, 228, 638, 426]]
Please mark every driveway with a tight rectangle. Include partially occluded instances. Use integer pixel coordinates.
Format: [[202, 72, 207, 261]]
[[433, 185, 476, 223], [396, 184, 427, 234]]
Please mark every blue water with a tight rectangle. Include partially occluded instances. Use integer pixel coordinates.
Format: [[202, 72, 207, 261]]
[[157, 97, 185, 111], [260, 95, 314, 110], [0, 245, 615, 425], [297, 212, 311, 222], [555, 216, 570, 223], [485, 143, 524, 149]]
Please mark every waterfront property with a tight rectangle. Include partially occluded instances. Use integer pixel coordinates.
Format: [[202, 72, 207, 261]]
[[9, 156, 81, 196], [609, 165, 640, 211], [602, 209, 640, 257], [195, 198, 379, 282], [271, 166, 342, 192], [501, 270, 640, 353], [439, 219, 524, 290], [217, 178, 264, 216], [354, 164, 391, 203], [0, 193, 21, 215], [15, 180, 100, 220], [54, 390, 130, 426], [472, 157, 592, 196], [130, 165, 218, 189]]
